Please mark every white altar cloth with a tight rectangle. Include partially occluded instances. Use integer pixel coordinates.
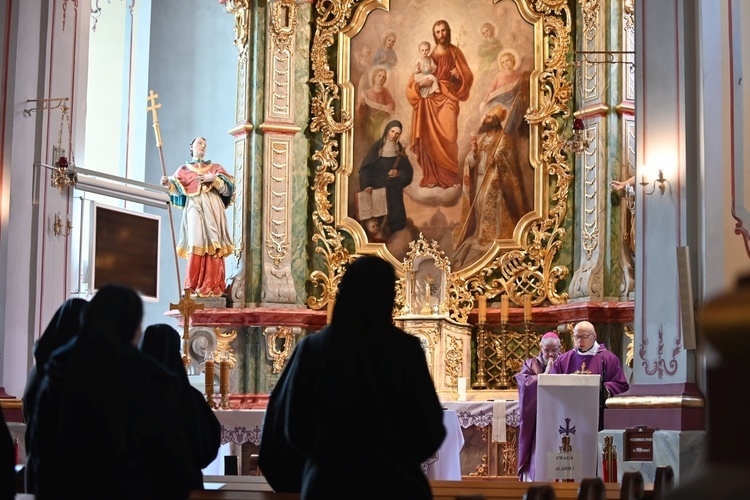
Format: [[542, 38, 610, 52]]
[[204, 408, 463, 480]]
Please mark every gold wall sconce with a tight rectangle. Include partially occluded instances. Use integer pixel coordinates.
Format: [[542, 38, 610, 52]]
[[640, 169, 668, 195], [53, 212, 72, 237]]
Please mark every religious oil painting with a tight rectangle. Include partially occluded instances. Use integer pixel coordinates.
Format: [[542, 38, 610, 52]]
[[341, 0, 543, 273]]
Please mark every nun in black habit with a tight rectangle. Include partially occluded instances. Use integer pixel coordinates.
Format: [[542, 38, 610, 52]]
[[259, 256, 446, 499], [23, 298, 87, 492], [359, 120, 414, 235], [140, 323, 221, 481], [29, 285, 200, 499]]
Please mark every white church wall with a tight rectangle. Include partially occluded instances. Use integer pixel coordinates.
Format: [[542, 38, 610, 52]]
[[0, 0, 82, 397], [634, 0, 697, 386], [141, 1, 235, 325]]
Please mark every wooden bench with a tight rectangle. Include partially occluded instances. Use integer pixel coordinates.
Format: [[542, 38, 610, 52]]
[[430, 478, 622, 499], [190, 492, 298, 500], [193, 469, 669, 500], [202, 475, 275, 492]]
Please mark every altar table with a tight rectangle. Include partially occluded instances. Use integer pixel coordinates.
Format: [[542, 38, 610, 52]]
[[441, 400, 520, 477], [204, 408, 463, 480]]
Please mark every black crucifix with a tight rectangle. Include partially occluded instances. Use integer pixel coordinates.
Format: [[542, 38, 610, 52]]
[[171, 288, 204, 369]]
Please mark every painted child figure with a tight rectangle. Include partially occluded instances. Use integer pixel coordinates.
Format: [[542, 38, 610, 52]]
[[413, 41, 440, 98]]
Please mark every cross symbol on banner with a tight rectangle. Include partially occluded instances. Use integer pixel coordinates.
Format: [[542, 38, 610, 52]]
[[559, 417, 576, 436]]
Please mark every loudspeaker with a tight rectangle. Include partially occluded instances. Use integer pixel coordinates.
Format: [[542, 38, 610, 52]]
[[676, 246, 697, 349]]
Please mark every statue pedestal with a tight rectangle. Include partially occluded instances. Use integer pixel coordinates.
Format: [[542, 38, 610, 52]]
[[189, 295, 227, 308], [395, 315, 472, 400]]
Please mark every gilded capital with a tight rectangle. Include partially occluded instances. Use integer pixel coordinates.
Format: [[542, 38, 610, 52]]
[[223, 0, 252, 53]]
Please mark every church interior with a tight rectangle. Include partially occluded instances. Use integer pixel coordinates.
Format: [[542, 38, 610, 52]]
[[2, 0, 750, 496]]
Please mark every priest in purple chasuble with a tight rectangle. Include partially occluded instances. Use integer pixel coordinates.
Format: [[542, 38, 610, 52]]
[[515, 331, 562, 481], [549, 321, 630, 397], [162, 137, 235, 297]]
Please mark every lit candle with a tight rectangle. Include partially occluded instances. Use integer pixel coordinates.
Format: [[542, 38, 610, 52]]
[[204, 351, 215, 408], [327, 295, 335, 324], [219, 353, 230, 395], [524, 294, 532, 322], [501, 295, 509, 324], [478, 294, 487, 324], [457, 377, 467, 401], [205, 354, 215, 388]]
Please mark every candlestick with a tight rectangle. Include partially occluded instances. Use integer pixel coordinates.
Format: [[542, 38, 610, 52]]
[[457, 377, 467, 401], [182, 337, 191, 370], [327, 295, 335, 324], [501, 294, 509, 324], [219, 352, 231, 410], [478, 294, 487, 323], [524, 294, 532, 322], [204, 351, 217, 409]]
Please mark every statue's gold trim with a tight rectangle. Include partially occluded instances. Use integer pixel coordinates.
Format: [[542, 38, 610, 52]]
[[308, 0, 572, 310], [606, 395, 706, 409]]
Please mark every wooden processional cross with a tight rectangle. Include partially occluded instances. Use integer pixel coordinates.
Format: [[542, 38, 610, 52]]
[[171, 289, 205, 369]]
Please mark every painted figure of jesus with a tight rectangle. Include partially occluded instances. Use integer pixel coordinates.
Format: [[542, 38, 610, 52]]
[[406, 20, 474, 189]]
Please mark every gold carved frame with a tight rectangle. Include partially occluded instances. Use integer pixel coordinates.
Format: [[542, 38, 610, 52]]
[[307, 0, 572, 314]]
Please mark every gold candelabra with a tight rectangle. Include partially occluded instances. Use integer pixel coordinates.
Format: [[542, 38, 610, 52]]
[[472, 322, 489, 390], [496, 322, 510, 389], [204, 350, 217, 409], [474, 294, 535, 390]]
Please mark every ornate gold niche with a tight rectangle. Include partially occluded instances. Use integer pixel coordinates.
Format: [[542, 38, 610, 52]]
[[306, 0, 573, 312]]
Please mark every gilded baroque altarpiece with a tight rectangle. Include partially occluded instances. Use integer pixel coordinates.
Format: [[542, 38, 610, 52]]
[[306, 0, 573, 317]]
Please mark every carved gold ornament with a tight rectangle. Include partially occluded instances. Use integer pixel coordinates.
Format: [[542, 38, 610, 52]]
[[579, 0, 600, 38], [308, 0, 572, 310], [223, 0, 252, 55], [213, 327, 238, 368], [624, 0, 635, 34], [263, 326, 296, 373], [444, 333, 463, 389], [271, 0, 298, 52], [624, 325, 634, 368], [396, 233, 473, 324]]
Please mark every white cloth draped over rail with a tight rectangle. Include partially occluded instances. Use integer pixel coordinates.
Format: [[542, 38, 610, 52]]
[[443, 400, 520, 444], [205, 408, 463, 480]]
